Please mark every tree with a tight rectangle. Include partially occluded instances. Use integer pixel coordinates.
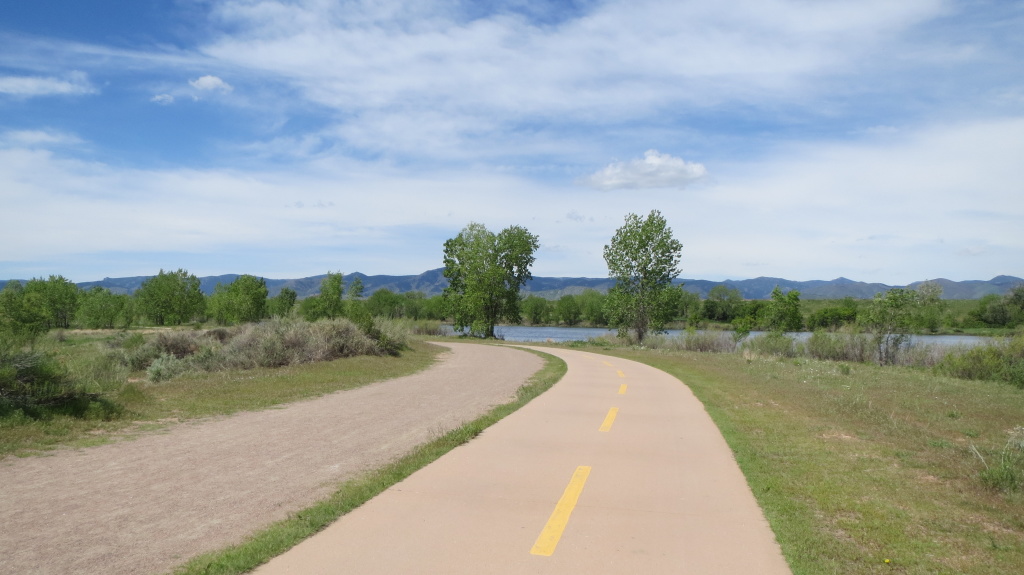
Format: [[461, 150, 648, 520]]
[[577, 289, 607, 326], [442, 222, 539, 338], [702, 285, 743, 323], [555, 295, 582, 326], [763, 286, 803, 332], [522, 295, 551, 325], [319, 271, 346, 319], [603, 210, 683, 344], [863, 288, 918, 365], [268, 287, 298, 318], [77, 286, 133, 329], [134, 269, 205, 326], [365, 288, 405, 319], [0, 281, 48, 347]]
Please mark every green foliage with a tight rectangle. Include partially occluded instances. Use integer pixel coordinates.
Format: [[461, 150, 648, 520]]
[[807, 297, 858, 331], [267, 287, 297, 318], [805, 330, 872, 362], [0, 347, 78, 408], [555, 295, 582, 326], [522, 295, 551, 325], [365, 288, 405, 319], [862, 288, 918, 365], [763, 286, 803, 332], [603, 210, 683, 343], [936, 334, 1024, 387], [701, 285, 743, 323], [319, 271, 347, 320], [577, 289, 607, 326], [134, 269, 205, 326], [972, 427, 1024, 492], [442, 222, 539, 338], [207, 275, 268, 325], [25, 275, 81, 329], [0, 281, 49, 346], [742, 331, 798, 358], [77, 286, 134, 329], [969, 285, 1024, 328]]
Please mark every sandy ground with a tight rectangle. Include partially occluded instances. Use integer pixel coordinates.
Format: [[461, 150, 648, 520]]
[[0, 342, 542, 575]]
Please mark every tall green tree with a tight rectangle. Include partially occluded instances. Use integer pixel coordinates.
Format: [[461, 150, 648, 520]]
[[77, 286, 134, 329], [318, 271, 346, 319], [603, 210, 684, 343], [268, 287, 298, 318], [555, 295, 582, 326], [442, 222, 539, 338], [763, 286, 803, 332], [0, 281, 48, 346], [134, 269, 205, 326]]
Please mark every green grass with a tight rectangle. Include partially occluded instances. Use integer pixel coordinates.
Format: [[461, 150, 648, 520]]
[[1, 333, 443, 458], [171, 346, 567, 575], [595, 347, 1024, 574]]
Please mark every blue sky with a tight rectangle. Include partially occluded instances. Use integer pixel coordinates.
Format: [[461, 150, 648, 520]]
[[1, 0, 1022, 285]]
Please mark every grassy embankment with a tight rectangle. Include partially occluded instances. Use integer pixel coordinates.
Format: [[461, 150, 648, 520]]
[[1, 329, 442, 458], [592, 344, 1024, 574]]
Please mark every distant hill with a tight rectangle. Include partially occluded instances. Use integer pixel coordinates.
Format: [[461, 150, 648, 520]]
[[3, 271, 1020, 300]]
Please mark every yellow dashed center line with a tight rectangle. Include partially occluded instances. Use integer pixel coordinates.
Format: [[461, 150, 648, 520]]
[[530, 466, 592, 556], [602, 361, 613, 367], [616, 369, 625, 378], [618, 383, 627, 395], [598, 407, 619, 432]]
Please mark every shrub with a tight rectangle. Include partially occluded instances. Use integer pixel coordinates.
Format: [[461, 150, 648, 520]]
[[0, 349, 78, 407], [806, 331, 871, 363], [936, 334, 1024, 387], [153, 331, 203, 359], [666, 330, 736, 353], [146, 353, 191, 382], [743, 332, 798, 358]]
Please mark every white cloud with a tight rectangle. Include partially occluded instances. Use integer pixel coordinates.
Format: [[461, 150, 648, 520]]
[[581, 150, 708, 190], [151, 93, 175, 105], [0, 71, 95, 97], [0, 129, 83, 148], [189, 75, 232, 92]]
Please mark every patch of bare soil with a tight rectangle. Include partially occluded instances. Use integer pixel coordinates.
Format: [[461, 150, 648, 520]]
[[0, 342, 542, 575]]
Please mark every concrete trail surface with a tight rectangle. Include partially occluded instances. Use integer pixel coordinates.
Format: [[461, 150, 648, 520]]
[[255, 345, 792, 574], [0, 343, 542, 575]]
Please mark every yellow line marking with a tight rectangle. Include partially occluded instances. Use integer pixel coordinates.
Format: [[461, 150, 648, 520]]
[[618, 383, 627, 395], [598, 407, 619, 432], [616, 369, 625, 378], [530, 466, 592, 556], [602, 361, 613, 367]]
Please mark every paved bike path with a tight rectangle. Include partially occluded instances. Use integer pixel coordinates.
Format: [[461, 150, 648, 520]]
[[254, 345, 791, 574]]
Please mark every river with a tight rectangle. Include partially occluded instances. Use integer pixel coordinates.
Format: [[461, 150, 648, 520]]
[[442, 325, 995, 347]]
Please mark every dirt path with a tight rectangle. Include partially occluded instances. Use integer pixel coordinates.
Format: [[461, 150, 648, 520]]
[[255, 345, 791, 574], [0, 342, 542, 575]]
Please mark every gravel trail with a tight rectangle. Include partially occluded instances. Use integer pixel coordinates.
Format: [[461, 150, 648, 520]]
[[0, 342, 542, 575]]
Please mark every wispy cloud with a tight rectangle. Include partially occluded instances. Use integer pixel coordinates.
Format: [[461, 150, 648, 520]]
[[0, 129, 83, 148], [0, 71, 96, 97], [151, 93, 175, 105], [581, 150, 707, 190]]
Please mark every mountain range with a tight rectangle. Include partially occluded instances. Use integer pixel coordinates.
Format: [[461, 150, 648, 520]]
[[3, 271, 1021, 300]]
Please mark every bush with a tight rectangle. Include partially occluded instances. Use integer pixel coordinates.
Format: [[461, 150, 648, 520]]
[[653, 329, 736, 353], [742, 332, 798, 358], [806, 331, 872, 363], [147, 353, 191, 382], [0, 349, 78, 407], [936, 334, 1024, 387]]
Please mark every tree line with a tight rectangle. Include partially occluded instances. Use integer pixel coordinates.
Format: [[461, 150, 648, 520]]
[[3, 209, 1022, 348]]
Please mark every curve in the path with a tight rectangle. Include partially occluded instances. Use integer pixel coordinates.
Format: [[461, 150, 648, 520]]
[[254, 345, 791, 574], [0, 343, 542, 575]]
